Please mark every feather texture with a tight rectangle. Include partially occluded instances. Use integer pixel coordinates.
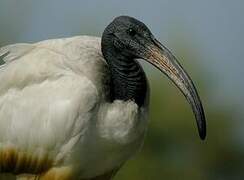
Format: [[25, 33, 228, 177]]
[[0, 36, 148, 179]]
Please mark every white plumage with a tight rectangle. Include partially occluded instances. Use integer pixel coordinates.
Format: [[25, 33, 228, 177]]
[[0, 36, 148, 179], [0, 16, 206, 180]]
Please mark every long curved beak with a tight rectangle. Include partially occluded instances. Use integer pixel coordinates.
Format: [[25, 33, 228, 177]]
[[144, 38, 206, 140]]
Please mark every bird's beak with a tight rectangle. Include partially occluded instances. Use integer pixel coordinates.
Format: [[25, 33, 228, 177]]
[[143, 37, 206, 140]]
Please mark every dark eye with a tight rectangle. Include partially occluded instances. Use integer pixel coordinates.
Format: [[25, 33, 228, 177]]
[[127, 28, 136, 37]]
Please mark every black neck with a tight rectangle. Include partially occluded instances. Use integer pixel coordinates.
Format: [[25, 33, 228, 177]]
[[102, 45, 147, 107]]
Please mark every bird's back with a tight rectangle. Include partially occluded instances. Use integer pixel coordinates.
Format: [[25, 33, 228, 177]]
[[0, 36, 110, 179]]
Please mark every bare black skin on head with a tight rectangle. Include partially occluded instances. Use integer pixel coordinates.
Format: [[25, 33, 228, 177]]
[[101, 16, 206, 140], [102, 16, 150, 107]]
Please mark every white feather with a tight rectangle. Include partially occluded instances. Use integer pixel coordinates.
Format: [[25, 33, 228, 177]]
[[0, 36, 149, 179], [0, 43, 34, 64]]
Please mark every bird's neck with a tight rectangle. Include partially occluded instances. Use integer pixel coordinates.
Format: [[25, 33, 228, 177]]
[[102, 48, 147, 107]]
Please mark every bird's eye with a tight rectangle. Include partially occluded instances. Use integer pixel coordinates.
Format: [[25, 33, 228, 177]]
[[127, 28, 136, 37]]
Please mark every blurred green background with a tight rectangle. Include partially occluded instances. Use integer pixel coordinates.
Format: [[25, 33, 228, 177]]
[[0, 0, 243, 179]]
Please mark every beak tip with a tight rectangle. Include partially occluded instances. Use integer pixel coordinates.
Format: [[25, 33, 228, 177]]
[[198, 117, 207, 141], [195, 101, 207, 141], [200, 131, 206, 140]]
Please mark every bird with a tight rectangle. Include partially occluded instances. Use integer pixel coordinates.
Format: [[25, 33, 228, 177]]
[[0, 16, 206, 180]]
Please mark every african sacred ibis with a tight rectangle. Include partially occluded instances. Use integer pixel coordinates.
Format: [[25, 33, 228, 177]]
[[0, 16, 206, 180]]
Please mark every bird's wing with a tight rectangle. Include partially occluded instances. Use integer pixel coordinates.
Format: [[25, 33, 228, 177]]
[[0, 36, 104, 175], [0, 43, 35, 64]]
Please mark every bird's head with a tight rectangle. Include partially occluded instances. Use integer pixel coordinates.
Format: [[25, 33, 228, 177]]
[[102, 16, 206, 140]]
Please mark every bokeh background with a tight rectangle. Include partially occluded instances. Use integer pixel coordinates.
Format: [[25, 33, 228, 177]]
[[0, 0, 243, 179]]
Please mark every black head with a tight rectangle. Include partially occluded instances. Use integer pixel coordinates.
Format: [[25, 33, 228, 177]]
[[102, 16, 153, 59], [101, 16, 207, 140]]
